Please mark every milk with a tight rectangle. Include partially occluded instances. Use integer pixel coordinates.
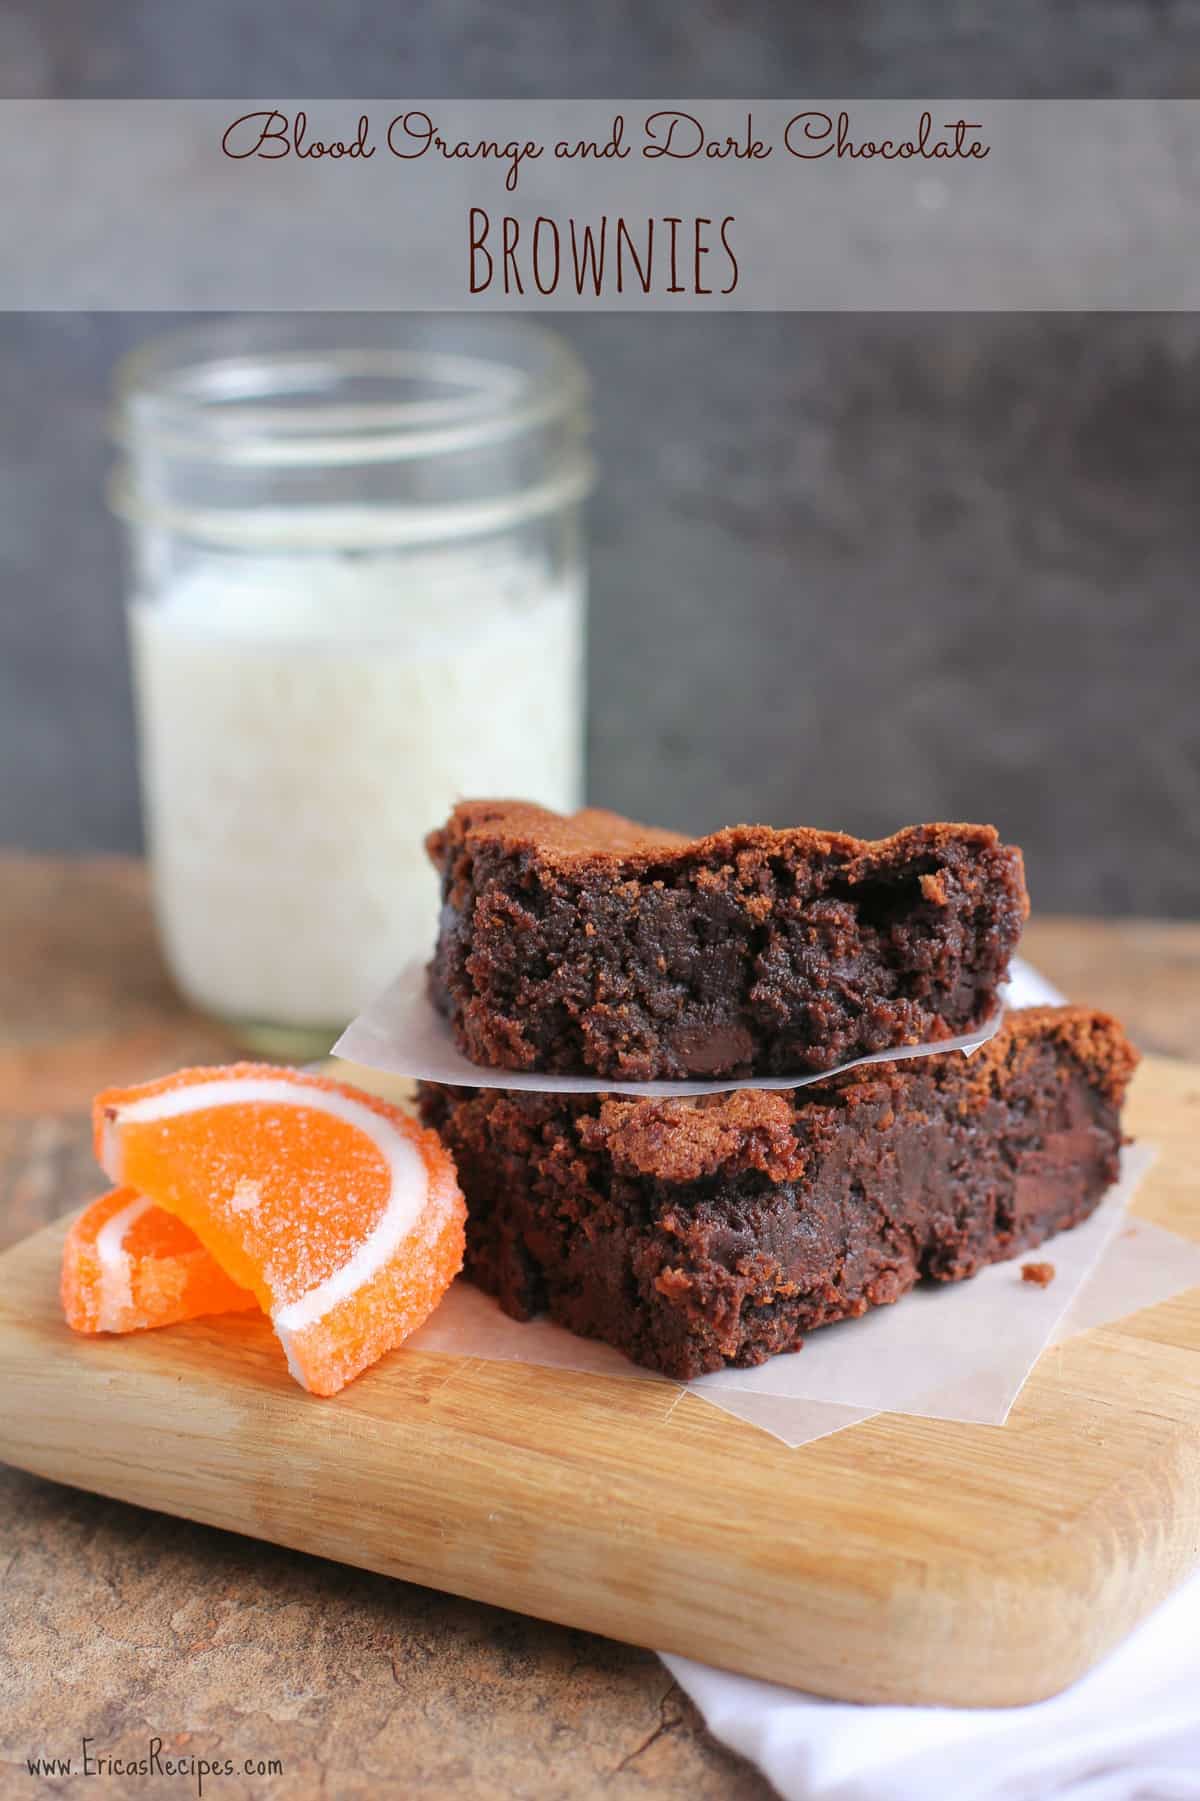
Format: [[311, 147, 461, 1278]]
[[130, 552, 584, 1033]]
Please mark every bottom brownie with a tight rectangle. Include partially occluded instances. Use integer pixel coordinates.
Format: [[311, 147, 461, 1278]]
[[417, 1007, 1138, 1380]]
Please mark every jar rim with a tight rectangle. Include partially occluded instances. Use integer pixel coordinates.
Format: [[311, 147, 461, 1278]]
[[107, 458, 595, 549], [112, 317, 590, 467]]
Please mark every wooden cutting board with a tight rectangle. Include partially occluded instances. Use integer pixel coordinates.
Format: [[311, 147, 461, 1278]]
[[0, 1051, 1197, 1710]]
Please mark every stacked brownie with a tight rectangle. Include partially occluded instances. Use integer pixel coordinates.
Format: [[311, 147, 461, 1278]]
[[417, 800, 1137, 1380]]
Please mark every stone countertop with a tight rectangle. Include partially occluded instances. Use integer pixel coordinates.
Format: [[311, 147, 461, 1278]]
[[3, 855, 1198, 1799]]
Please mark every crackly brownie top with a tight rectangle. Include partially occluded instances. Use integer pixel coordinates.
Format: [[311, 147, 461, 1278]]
[[427, 798, 1014, 879], [575, 1007, 1137, 1183]]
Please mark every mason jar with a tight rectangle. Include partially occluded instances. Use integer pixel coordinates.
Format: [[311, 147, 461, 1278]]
[[111, 317, 592, 1056]]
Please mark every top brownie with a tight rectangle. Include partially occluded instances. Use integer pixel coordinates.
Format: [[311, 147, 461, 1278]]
[[425, 800, 1029, 1081]]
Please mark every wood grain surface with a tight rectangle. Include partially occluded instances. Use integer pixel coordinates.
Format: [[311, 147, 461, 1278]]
[[2, 857, 1200, 1792], [0, 858, 771, 1799], [2, 1049, 1198, 1711]]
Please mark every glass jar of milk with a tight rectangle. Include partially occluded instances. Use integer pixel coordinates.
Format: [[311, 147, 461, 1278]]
[[111, 319, 591, 1055]]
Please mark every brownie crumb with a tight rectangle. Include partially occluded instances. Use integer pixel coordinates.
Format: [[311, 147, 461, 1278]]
[[1021, 1261, 1056, 1288]]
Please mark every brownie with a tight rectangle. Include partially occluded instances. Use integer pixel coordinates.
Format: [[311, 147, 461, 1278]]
[[426, 800, 1029, 1080], [418, 1007, 1137, 1380]]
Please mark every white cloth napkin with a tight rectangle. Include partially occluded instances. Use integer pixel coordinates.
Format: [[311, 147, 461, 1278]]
[[662, 1569, 1200, 1801], [660, 958, 1200, 1800]]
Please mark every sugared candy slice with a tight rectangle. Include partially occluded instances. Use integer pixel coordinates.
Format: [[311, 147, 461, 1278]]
[[94, 1064, 466, 1397], [62, 1186, 258, 1335]]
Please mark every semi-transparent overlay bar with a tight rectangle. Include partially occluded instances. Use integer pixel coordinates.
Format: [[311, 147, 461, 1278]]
[[3, 101, 1197, 309]]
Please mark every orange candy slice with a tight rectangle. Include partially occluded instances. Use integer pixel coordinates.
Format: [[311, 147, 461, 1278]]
[[93, 1064, 466, 1397], [62, 1187, 257, 1335]]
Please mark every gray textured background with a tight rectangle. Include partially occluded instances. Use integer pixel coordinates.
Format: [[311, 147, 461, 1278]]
[[2, 5, 1199, 915]]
